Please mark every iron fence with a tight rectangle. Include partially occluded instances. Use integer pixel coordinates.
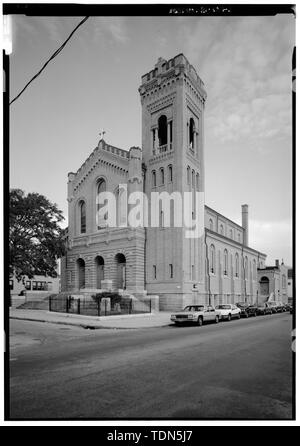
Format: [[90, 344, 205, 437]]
[[49, 296, 152, 317]]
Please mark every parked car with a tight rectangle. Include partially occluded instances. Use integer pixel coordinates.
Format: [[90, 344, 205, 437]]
[[290, 305, 293, 314], [170, 305, 220, 326], [275, 301, 285, 312], [215, 304, 241, 321], [236, 302, 257, 317], [256, 303, 272, 315], [265, 301, 277, 313], [283, 303, 292, 312]]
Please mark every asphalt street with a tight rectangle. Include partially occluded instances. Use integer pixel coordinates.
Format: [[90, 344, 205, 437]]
[[9, 313, 294, 420]]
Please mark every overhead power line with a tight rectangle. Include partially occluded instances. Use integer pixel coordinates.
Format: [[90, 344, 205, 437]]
[[10, 16, 89, 106]]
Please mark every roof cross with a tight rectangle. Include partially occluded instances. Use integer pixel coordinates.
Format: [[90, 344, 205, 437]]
[[99, 130, 106, 140]]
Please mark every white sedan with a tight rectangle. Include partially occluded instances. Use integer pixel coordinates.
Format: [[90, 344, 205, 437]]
[[215, 304, 241, 321], [171, 305, 220, 326]]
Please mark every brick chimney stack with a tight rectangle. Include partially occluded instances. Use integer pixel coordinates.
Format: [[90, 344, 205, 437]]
[[241, 204, 249, 246]]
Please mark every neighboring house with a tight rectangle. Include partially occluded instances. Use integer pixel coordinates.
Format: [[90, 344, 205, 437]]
[[10, 260, 61, 302], [257, 260, 289, 304], [61, 53, 279, 311], [287, 268, 294, 304], [10, 274, 60, 297]]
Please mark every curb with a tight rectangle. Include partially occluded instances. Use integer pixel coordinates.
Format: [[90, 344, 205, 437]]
[[9, 315, 171, 330]]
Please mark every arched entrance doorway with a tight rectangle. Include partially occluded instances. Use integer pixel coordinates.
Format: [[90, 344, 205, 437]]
[[115, 253, 126, 289], [77, 258, 85, 289], [260, 276, 269, 296], [95, 256, 104, 289]]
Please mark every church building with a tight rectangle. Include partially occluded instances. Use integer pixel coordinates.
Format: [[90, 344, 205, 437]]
[[61, 53, 270, 310]]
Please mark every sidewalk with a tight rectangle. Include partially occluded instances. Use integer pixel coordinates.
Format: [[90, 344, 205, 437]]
[[9, 308, 173, 329]]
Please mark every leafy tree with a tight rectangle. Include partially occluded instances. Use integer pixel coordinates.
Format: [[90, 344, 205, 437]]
[[9, 189, 66, 282]]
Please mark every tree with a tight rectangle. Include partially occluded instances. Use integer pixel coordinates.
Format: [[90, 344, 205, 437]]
[[9, 189, 66, 282]]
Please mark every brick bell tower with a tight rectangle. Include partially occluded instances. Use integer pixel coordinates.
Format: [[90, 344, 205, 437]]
[[139, 54, 207, 310]]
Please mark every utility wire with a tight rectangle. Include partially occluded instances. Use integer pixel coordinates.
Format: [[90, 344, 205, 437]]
[[10, 16, 89, 106]]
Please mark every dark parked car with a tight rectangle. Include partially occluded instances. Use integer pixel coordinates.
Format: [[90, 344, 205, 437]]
[[256, 303, 272, 315], [236, 302, 258, 317], [265, 301, 277, 313]]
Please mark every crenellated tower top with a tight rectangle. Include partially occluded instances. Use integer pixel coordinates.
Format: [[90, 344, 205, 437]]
[[139, 53, 207, 103]]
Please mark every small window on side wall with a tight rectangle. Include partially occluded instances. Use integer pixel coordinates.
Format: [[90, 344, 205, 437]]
[[168, 165, 173, 182], [160, 167, 165, 185], [187, 166, 191, 185], [153, 265, 157, 279], [196, 173, 200, 190], [152, 170, 156, 187]]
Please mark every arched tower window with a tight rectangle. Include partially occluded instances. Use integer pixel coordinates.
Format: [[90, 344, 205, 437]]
[[209, 218, 213, 231], [210, 244, 215, 274], [224, 249, 228, 276], [158, 115, 167, 147], [79, 200, 86, 234], [96, 178, 106, 230], [220, 224, 224, 235], [115, 186, 127, 227], [189, 117, 195, 150], [229, 229, 233, 239]]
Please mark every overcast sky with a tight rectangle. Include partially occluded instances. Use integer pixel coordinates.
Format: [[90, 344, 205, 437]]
[[9, 13, 294, 265]]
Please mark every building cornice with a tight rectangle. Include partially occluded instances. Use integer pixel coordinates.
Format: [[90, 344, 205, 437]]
[[205, 228, 267, 257]]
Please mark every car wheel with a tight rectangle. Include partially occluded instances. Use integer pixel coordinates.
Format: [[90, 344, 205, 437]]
[[215, 315, 219, 324], [227, 314, 231, 321], [197, 317, 203, 326]]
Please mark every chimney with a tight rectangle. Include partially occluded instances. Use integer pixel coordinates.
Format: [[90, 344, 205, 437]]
[[275, 259, 279, 268], [241, 204, 249, 246]]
